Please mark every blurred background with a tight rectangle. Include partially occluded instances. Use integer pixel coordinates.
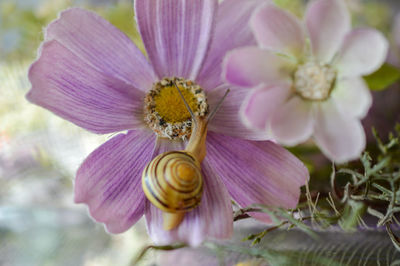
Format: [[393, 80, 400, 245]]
[[1, 1, 150, 265], [0, 0, 400, 265]]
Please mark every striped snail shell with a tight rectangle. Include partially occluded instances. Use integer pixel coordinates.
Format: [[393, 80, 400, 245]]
[[142, 151, 203, 214], [142, 115, 208, 231]]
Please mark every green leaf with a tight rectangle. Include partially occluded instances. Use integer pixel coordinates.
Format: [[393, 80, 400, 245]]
[[364, 63, 400, 91], [339, 200, 366, 231]]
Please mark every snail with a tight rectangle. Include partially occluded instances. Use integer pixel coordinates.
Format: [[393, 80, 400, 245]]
[[142, 80, 229, 230]]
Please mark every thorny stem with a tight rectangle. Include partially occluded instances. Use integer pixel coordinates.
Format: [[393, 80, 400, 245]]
[[233, 207, 262, 221], [247, 216, 313, 245], [386, 222, 400, 252], [379, 180, 398, 226]]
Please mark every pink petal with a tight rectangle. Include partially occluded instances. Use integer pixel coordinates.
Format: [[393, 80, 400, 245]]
[[270, 96, 314, 146], [135, 0, 217, 80], [335, 29, 389, 78], [45, 8, 156, 91], [240, 84, 290, 132], [251, 4, 305, 57], [306, 0, 350, 63], [206, 132, 309, 222], [27, 40, 145, 134], [145, 159, 233, 246], [313, 100, 366, 163], [331, 78, 372, 119], [206, 85, 275, 140], [152, 136, 186, 155], [224, 47, 294, 88], [74, 129, 155, 234], [196, 0, 265, 90]]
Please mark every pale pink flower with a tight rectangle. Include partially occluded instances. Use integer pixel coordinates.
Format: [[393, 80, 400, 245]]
[[224, 0, 389, 163]]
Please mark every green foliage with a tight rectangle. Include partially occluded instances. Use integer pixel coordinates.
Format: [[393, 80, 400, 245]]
[[338, 200, 365, 231], [364, 63, 400, 91], [336, 126, 400, 234], [359, 2, 392, 33], [0, 0, 143, 62], [273, 0, 305, 17], [0, 1, 54, 61], [97, 2, 144, 52], [234, 125, 400, 250], [238, 206, 316, 246]]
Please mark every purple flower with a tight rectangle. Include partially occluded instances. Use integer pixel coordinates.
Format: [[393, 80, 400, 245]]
[[27, 0, 308, 246], [224, 0, 389, 163]]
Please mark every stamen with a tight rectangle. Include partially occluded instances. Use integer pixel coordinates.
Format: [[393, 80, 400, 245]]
[[294, 62, 336, 101]]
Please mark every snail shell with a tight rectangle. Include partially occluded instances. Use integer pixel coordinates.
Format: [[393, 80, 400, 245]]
[[142, 117, 207, 230], [142, 151, 203, 214]]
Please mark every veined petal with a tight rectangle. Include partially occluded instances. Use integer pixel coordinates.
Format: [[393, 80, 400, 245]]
[[335, 29, 389, 78], [152, 136, 186, 156], [196, 0, 265, 90], [224, 47, 294, 88], [74, 129, 155, 234], [206, 132, 309, 222], [331, 78, 372, 119], [145, 157, 233, 246], [46, 8, 156, 91], [240, 84, 290, 132], [207, 85, 276, 141], [271, 96, 314, 146], [135, 0, 217, 80], [27, 40, 145, 134], [251, 4, 305, 57], [306, 0, 350, 63], [313, 100, 366, 163]]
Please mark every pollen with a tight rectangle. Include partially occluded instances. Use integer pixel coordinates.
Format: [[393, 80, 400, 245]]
[[144, 77, 208, 140], [154, 84, 198, 123], [294, 62, 336, 101]]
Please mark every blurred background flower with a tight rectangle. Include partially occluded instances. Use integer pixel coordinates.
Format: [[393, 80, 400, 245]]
[[1, 0, 400, 265]]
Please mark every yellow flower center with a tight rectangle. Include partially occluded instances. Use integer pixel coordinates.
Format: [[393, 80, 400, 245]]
[[144, 77, 208, 140], [294, 62, 336, 101], [153, 83, 199, 123]]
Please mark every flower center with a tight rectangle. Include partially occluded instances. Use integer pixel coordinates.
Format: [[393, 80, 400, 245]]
[[293, 62, 336, 101], [144, 77, 208, 140]]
